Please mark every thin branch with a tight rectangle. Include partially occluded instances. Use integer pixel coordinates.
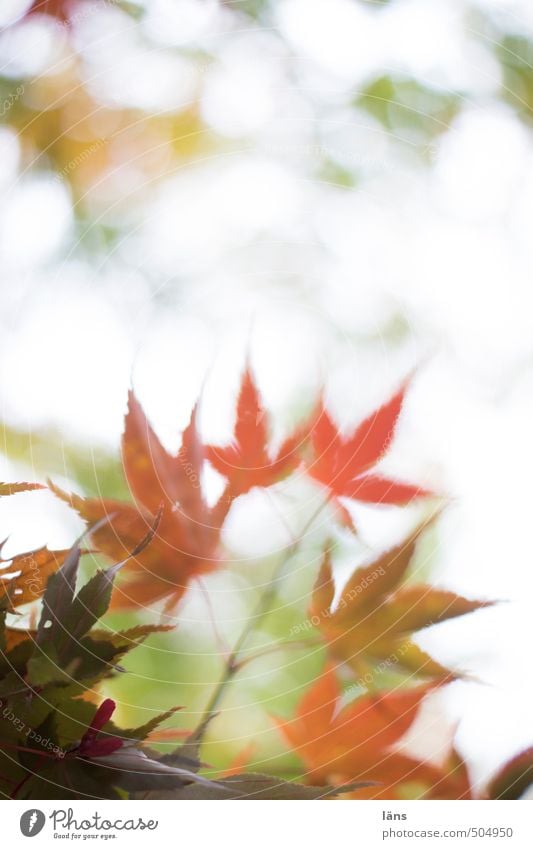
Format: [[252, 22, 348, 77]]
[[232, 637, 322, 673], [196, 576, 231, 659], [190, 495, 331, 740]]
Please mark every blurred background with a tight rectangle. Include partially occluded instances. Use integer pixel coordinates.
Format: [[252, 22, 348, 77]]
[[0, 0, 532, 792]]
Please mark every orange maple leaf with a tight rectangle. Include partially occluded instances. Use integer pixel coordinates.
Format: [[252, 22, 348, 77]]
[[310, 528, 493, 681], [275, 667, 472, 799], [50, 391, 231, 610], [0, 545, 79, 613], [0, 482, 44, 496], [27, 0, 77, 22]]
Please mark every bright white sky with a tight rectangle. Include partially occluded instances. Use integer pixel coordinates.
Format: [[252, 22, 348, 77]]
[[0, 0, 532, 789]]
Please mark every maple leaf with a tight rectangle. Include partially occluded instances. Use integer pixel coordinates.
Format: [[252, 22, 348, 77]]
[[0, 532, 226, 800], [49, 391, 231, 610], [146, 773, 368, 800], [219, 742, 257, 777], [0, 546, 81, 612], [0, 482, 43, 496], [136, 729, 370, 800], [275, 667, 471, 799], [306, 380, 432, 506], [487, 747, 533, 800], [206, 367, 306, 497], [26, 0, 79, 22], [76, 699, 123, 758], [91, 746, 223, 795], [3, 625, 35, 651], [0, 483, 82, 617], [310, 528, 493, 681]]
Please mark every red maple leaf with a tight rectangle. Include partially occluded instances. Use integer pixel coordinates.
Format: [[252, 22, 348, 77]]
[[206, 367, 307, 497], [306, 379, 433, 506], [27, 0, 73, 22], [78, 699, 123, 759], [50, 391, 230, 610]]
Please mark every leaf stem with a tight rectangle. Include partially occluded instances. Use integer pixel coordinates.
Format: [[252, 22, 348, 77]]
[[0, 741, 59, 759], [231, 638, 322, 673], [191, 496, 330, 740], [10, 752, 50, 799]]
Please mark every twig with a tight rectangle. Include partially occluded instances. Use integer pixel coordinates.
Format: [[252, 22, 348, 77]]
[[196, 576, 231, 659], [190, 495, 331, 740], [231, 637, 322, 673]]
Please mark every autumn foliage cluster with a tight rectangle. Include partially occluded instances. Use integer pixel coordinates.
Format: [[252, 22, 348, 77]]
[[0, 370, 531, 799]]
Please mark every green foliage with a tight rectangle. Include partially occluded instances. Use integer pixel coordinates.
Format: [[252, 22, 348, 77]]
[[357, 75, 461, 146], [497, 35, 533, 121], [0, 539, 218, 799]]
